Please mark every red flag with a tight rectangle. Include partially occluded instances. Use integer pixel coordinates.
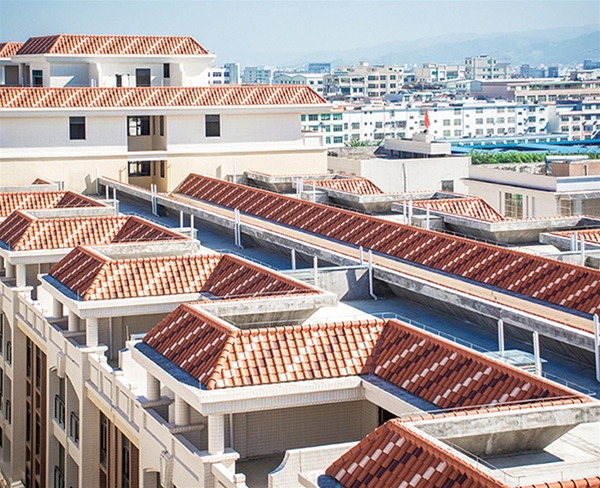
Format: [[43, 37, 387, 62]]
[[424, 109, 431, 131]]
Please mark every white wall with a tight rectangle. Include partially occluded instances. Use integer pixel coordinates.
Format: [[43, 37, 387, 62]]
[[50, 63, 90, 87]]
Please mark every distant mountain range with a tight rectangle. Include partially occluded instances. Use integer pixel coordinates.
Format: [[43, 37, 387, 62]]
[[280, 25, 600, 69]]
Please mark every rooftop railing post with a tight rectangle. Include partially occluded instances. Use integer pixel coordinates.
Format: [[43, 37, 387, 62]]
[[595, 314, 600, 383], [533, 331, 542, 377], [368, 250, 378, 300], [498, 319, 505, 353], [580, 235, 586, 266], [359, 246, 364, 266], [313, 255, 318, 288], [291, 249, 296, 271]]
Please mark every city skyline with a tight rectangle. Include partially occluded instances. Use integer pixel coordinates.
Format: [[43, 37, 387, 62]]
[[1, 0, 598, 67]]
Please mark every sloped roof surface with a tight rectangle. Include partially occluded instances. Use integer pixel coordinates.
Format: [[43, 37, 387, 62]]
[[0, 42, 23, 58], [0, 86, 327, 109], [324, 419, 508, 488], [48, 249, 316, 301], [16, 34, 209, 56], [522, 477, 600, 488], [0, 190, 103, 217], [0, 212, 185, 251], [552, 229, 600, 244], [143, 307, 584, 410], [412, 197, 506, 222], [175, 174, 600, 316], [305, 178, 385, 195]]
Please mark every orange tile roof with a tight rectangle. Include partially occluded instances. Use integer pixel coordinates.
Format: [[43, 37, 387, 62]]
[[0, 42, 23, 58], [0, 86, 327, 109], [176, 174, 600, 317], [0, 190, 104, 217], [412, 197, 506, 222], [325, 419, 508, 488], [144, 307, 585, 409], [304, 178, 385, 195], [552, 229, 600, 244], [31, 178, 54, 185], [48, 249, 316, 301], [0, 212, 186, 251], [16, 34, 208, 56], [522, 477, 600, 488]]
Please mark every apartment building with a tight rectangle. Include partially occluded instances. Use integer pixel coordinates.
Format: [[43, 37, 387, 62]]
[[273, 72, 326, 94], [413, 63, 466, 83], [464, 54, 511, 80], [301, 98, 548, 146], [241, 67, 272, 84], [551, 98, 600, 140], [0, 42, 21, 85], [473, 79, 600, 104], [324, 62, 404, 98]]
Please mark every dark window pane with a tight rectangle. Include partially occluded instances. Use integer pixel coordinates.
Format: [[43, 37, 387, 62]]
[[69, 117, 85, 140], [136, 68, 151, 87], [205, 114, 220, 137]]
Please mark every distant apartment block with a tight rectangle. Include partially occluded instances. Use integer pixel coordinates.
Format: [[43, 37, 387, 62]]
[[550, 98, 600, 140], [224, 62, 241, 84], [472, 79, 600, 104], [465, 54, 511, 80], [324, 62, 405, 98], [413, 63, 466, 83], [242, 66, 272, 84], [273, 72, 326, 94], [307, 62, 331, 73]]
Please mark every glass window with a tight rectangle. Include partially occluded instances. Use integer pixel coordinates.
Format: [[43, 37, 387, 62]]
[[163, 63, 170, 78], [504, 193, 523, 218], [135, 68, 151, 87], [308, 114, 318, 121], [128, 161, 151, 177], [32, 70, 43, 87], [333, 113, 342, 121], [321, 114, 331, 121], [128, 116, 150, 136], [205, 114, 220, 137], [69, 117, 85, 140]]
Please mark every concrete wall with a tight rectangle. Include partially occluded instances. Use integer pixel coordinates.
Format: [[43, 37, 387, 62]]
[[233, 400, 378, 459], [328, 155, 469, 193]]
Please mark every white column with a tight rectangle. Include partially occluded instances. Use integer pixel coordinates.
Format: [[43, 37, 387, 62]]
[[174, 395, 190, 426], [86, 317, 98, 347], [533, 331, 542, 377], [146, 373, 161, 402], [16, 264, 27, 287], [208, 414, 225, 455], [68, 310, 79, 332], [5, 263, 14, 279], [52, 298, 63, 319]]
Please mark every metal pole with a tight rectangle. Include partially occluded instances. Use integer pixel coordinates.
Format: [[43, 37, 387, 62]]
[[359, 246, 364, 266], [105, 184, 109, 201], [580, 236, 585, 266], [313, 256, 318, 288], [594, 314, 600, 383], [313, 183, 316, 203], [291, 249, 296, 271], [233, 164, 237, 184], [190, 214, 194, 229], [533, 331, 542, 376], [180, 211, 184, 228], [403, 200, 407, 224], [498, 319, 505, 353], [426, 203, 430, 230], [368, 250, 378, 300]]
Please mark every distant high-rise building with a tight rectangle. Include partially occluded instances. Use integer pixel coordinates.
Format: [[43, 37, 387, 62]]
[[583, 60, 600, 70], [224, 62, 241, 84], [547, 66, 559, 78], [465, 55, 510, 80], [308, 63, 331, 73], [242, 66, 272, 84]]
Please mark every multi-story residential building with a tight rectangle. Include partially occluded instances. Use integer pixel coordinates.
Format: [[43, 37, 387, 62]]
[[224, 62, 241, 84], [413, 63, 466, 83], [550, 98, 600, 140], [465, 54, 511, 80], [472, 79, 600, 104], [8, 34, 216, 88], [324, 62, 404, 98], [307, 62, 331, 73], [242, 66, 272, 84], [301, 98, 548, 147], [0, 42, 21, 85], [206, 66, 229, 85], [273, 72, 326, 94]]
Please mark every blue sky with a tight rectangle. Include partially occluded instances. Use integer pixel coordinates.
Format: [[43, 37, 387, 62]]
[[1, 0, 598, 66]]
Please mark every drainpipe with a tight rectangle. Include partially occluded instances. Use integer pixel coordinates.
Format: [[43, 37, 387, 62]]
[[497, 319, 505, 353], [368, 250, 378, 300]]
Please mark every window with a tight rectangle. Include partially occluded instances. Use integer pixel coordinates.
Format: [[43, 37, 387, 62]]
[[54, 466, 65, 488], [128, 161, 151, 177], [333, 125, 343, 132], [332, 113, 342, 121], [454, 119, 461, 126], [301, 114, 306, 122], [100, 413, 108, 466], [454, 108, 461, 115], [115, 74, 122, 87], [475, 108, 483, 114], [333, 136, 343, 144], [443, 119, 450, 126], [135, 68, 151, 87], [163, 64, 170, 78], [486, 117, 494, 124], [35, 415, 41, 454], [122, 435, 130, 488], [375, 121, 383, 129], [508, 117, 515, 123], [5, 342, 11, 366], [69, 412, 79, 444], [69, 117, 85, 140], [351, 122, 360, 130], [476, 128, 483, 135], [32, 70, 43, 87], [321, 114, 330, 121], [505, 193, 523, 219], [443, 130, 451, 137], [390, 75, 396, 80], [367, 75, 377, 81], [475, 118, 483, 125], [160, 161, 165, 178], [454, 130, 462, 137], [5, 400, 10, 424], [128, 116, 150, 136], [205, 114, 220, 137], [54, 395, 65, 428], [441, 180, 454, 192], [308, 114, 318, 121]]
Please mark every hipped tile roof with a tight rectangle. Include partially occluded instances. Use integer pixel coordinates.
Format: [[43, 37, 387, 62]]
[[48, 248, 316, 301], [0, 212, 186, 251], [0, 190, 104, 217], [304, 178, 385, 195], [552, 229, 600, 244], [144, 306, 585, 411], [412, 197, 506, 222], [0, 86, 327, 109], [176, 174, 600, 316], [325, 419, 508, 488], [0, 42, 23, 58], [522, 478, 600, 488], [16, 34, 209, 56]]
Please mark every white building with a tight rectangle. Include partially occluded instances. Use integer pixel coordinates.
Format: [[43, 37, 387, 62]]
[[550, 98, 600, 140], [0, 42, 21, 85], [324, 62, 405, 98], [242, 66, 272, 84], [413, 63, 466, 83], [9, 34, 216, 87], [273, 72, 326, 94], [465, 54, 511, 80]]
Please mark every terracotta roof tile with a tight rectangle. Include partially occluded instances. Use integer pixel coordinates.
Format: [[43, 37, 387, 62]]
[[0, 190, 104, 217], [0, 42, 23, 58], [0, 86, 327, 109], [0, 212, 186, 251], [144, 308, 585, 409], [325, 420, 508, 488], [412, 197, 506, 222], [16, 34, 209, 56], [304, 178, 385, 195], [552, 229, 600, 245], [522, 477, 600, 488], [176, 174, 600, 317], [48, 248, 316, 301]]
